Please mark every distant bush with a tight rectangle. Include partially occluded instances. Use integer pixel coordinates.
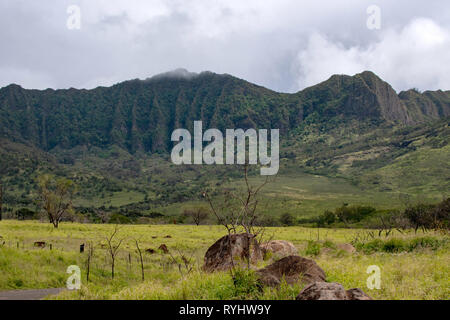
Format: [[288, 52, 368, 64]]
[[404, 198, 450, 232], [147, 212, 164, 218], [381, 239, 407, 253], [335, 205, 376, 223], [314, 198, 450, 230], [279, 212, 296, 226], [354, 237, 447, 254], [316, 204, 376, 226], [408, 236, 444, 251], [109, 213, 132, 224], [376, 209, 411, 230], [15, 208, 36, 220], [404, 203, 436, 232], [317, 210, 336, 226], [255, 215, 280, 227]]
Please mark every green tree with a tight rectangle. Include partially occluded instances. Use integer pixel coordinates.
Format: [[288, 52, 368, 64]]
[[318, 210, 336, 226], [109, 213, 131, 224], [37, 175, 75, 228], [279, 212, 295, 226], [432, 198, 450, 230]]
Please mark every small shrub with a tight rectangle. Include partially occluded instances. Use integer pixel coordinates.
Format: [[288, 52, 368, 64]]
[[11, 279, 24, 288], [408, 236, 445, 251], [382, 239, 407, 253], [305, 241, 321, 256], [323, 240, 336, 249], [232, 269, 261, 299], [354, 239, 383, 254], [263, 250, 273, 261]]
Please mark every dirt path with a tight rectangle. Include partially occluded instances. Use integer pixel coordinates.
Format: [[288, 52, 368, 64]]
[[0, 288, 64, 300]]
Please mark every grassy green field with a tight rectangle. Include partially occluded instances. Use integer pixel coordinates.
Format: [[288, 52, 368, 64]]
[[73, 190, 147, 208], [0, 221, 448, 300], [152, 171, 444, 223]]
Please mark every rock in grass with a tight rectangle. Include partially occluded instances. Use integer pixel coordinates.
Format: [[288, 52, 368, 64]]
[[336, 243, 356, 253], [260, 240, 298, 259], [346, 288, 373, 300], [296, 282, 372, 300], [203, 233, 263, 272], [256, 255, 326, 287], [158, 244, 169, 254], [33, 241, 46, 248]]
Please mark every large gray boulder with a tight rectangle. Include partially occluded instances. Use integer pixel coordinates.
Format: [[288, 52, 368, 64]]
[[256, 255, 326, 287], [296, 282, 372, 300], [203, 233, 263, 272], [337, 243, 356, 254], [261, 240, 298, 259]]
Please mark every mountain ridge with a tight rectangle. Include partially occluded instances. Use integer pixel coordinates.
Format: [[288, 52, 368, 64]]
[[0, 70, 449, 154], [0, 70, 448, 217]]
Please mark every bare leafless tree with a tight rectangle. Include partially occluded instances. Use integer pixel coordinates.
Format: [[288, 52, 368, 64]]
[[105, 225, 126, 279], [205, 164, 270, 236], [183, 207, 209, 225], [204, 164, 272, 270]]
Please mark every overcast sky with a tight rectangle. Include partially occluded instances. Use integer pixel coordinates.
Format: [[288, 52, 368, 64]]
[[1, 0, 449, 93]]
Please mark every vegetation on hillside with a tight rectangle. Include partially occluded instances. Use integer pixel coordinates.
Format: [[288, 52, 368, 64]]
[[0, 71, 448, 223]]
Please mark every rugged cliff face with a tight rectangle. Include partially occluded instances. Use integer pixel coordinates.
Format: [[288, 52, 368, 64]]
[[297, 71, 417, 125], [0, 70, 448, 154], [399, 88, 450, 122], [0, 70, 448, 213]]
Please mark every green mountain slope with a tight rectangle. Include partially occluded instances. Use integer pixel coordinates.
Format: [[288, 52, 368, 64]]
[[1, 70, 448, 153], [0, 70, 448, 220]]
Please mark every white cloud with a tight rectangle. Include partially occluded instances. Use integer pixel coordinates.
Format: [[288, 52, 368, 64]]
[[0, 67, 55, 89], [0, 1, 449, 92], [295, 18, 450, 92]]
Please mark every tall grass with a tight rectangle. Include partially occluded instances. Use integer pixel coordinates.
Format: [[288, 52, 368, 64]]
[[0, 221, 448, 300]]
